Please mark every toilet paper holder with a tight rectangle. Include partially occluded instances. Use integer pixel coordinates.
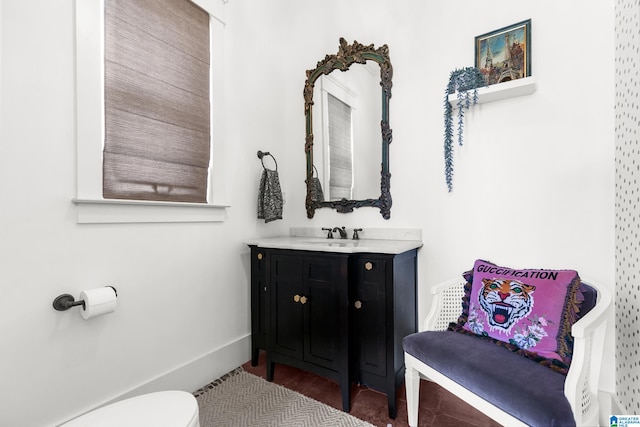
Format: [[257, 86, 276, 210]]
[[52, 286, 118, 311]]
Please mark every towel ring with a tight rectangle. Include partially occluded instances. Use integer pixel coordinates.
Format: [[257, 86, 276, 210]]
[[257, 150, 278, 171]]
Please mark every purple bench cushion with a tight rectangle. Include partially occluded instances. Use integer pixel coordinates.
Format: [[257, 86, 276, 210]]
[[402, 284, 597, 426], [403, 330, 575, 427], [577, 283, 597, 318]]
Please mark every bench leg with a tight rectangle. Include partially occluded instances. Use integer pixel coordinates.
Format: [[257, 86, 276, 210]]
[[404, 360, 420, 427]]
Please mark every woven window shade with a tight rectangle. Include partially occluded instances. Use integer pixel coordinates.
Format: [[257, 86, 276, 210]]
[[327, 94, 353, 200], [103, 0, 210, 203]]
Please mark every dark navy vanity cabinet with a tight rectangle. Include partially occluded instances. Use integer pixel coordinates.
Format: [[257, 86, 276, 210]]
[[249, 245, 418, 418]]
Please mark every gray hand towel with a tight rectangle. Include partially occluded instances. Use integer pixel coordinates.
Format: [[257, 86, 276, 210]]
[[309, 165, 324, 202], [257, 169, 283, 223]]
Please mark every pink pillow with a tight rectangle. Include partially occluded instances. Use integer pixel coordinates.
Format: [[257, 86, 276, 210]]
[[462, 259, 582, 363]]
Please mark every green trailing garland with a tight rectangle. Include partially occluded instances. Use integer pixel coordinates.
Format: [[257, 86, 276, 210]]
[[444, 67, 486, 192]]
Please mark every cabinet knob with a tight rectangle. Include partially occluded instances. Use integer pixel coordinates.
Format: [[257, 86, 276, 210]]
[[257, 253, 263, 260], [300, 296, 308, 305], [293, 294, 301, 303], [354, 300, 363, 309], [364, 262, 373, 271]]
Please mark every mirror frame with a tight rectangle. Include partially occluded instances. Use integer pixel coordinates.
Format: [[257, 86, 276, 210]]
[[304, 38, 393, 219]]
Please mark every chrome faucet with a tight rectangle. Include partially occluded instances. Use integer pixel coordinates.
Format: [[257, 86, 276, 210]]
[[333, 226, 348, 239]]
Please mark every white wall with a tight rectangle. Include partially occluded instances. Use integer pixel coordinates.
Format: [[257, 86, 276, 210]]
[[0, 0, 615, 426], [280, 0, 616, 392], [0, 1, 286, 426]]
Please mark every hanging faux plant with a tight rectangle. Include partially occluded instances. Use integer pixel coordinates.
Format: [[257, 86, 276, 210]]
[[444, 67, 486, 192]]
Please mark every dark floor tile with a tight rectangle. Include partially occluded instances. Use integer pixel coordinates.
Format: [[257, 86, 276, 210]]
[[283, 371, 345, 410], [435, 386, 500, 427], [241, 360, 265, 378], [430, 412, 484, 427], [416, 380, 445, 411], [241, 353, 501, 427], [349, 387, 398, 427]]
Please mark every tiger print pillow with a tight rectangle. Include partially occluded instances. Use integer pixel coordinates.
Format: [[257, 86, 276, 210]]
[[454, 259, 583, 366]]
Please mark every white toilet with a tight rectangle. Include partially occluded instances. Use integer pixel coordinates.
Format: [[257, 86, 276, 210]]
[[61, 390, 200, 427]]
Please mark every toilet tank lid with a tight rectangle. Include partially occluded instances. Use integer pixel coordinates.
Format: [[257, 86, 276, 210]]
[[61, 390, 199, 427]]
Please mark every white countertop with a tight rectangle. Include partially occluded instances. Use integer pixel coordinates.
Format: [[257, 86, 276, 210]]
[[245, 236, 423, 254]]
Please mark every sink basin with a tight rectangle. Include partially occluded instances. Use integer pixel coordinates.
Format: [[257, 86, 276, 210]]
[[304, 240, 360, 247]]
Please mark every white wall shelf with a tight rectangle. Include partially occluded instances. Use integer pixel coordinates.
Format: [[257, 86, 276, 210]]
[[447, 76, 536, 106]]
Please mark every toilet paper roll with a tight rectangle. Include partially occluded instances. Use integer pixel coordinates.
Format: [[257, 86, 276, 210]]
[[80, 286, 117, 320]]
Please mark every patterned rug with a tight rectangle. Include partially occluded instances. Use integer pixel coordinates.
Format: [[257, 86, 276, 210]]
[[194, 368, 374, 427]]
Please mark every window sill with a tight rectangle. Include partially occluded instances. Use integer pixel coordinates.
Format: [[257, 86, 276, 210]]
[[447, 76, 537, 106], [72, 198, 230, 224]]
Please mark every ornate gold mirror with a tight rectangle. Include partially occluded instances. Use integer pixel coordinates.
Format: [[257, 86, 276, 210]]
[[304, 38, 392, 219]]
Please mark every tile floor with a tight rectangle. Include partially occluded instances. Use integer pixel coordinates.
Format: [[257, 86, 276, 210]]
[[242, 353, 502, 427]]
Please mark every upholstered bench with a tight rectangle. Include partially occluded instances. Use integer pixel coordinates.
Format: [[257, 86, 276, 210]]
[[403, 261, 611, 427]]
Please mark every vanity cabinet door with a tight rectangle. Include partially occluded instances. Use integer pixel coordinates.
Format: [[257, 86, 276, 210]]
[[351, 250, 418, 419], [250, 246, 268, 366], [266, 250, 352, 412], [352, 256, 388, 378], [269, 252, 304, 359], [302, 254, 349, 371], [269, 251, 349, 371]]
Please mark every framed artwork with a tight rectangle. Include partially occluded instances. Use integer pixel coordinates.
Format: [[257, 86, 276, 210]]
[[475, 19, 531, 85]]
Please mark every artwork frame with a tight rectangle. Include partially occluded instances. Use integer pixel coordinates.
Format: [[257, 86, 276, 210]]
[[475, 19, 531, 85]]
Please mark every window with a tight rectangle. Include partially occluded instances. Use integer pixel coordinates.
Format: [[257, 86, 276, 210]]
[[74, 0, 228, 223], [103, 0, 211, 203]]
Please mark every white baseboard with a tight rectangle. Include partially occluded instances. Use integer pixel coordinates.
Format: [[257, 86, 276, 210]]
[[55, 335, 251, 426], [115, 334, 252, 402], [599, 390, 628, 426], [610, 393, 626, 415]]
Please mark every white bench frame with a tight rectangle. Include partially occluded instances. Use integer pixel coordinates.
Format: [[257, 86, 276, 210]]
[[404, 277, 611, 427]]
